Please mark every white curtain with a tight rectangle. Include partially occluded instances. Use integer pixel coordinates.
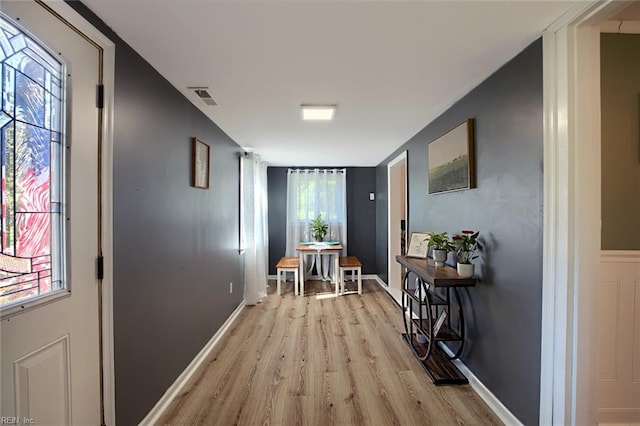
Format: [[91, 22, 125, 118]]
[[285, 169, 347, 281], [242, 153, 269, 305]]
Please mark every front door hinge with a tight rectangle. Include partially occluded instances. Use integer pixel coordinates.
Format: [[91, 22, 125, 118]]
[[96, 84, 104, 109], [97, 255, 104, 280]]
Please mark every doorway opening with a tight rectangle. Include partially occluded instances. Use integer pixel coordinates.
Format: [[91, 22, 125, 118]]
[[387, 151, 407, 304], [541, 1, 638, 424]]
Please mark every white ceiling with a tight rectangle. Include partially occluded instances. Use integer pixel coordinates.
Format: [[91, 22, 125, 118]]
[[81, 0, 578, 166]]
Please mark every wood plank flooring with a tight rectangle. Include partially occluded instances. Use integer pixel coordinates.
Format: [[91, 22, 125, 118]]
[[157, 279, 502, 425]]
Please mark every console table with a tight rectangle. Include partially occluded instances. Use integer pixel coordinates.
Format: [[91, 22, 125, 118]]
[[395, 255, 477, 385]]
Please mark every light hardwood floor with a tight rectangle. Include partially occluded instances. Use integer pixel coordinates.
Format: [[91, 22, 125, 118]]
[[157, 279, 502, 425]]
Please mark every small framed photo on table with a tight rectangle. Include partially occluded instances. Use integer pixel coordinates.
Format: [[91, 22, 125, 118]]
[[406, 232, 430, 258], [192, 137, 210, 189]]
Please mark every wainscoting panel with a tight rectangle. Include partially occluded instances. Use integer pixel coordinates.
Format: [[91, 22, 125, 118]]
[[13, 335, 71, 424], [598, 280, 620, 382], [634, 280, 640, 383], [599, 251, 640, 423]]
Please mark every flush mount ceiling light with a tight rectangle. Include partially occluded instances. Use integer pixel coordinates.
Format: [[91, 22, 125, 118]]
[[301, 104, 337, 121]]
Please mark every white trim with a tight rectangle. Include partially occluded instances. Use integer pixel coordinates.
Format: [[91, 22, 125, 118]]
[[100, 47, 116, 426], [39, 2, 118, 424], [541, 1, 627, 424], [239, 154, 246, 253], [387, 152, 407, 168], [373, 274, 390, 289], [372, 273, 405, 307], [140, 302, 246, 425], [601, 250, 640, 263], [0, 289, 71, 320], [387, 151, 407, 291], [439, 344, 523, 426], [44, 1, 115, 48], [572, 22, 602, 426], [540, 24, 562, 426]]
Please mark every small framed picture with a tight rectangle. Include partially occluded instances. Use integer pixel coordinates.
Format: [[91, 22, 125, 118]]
[[192, 137, 210, 189], [406, 232, 430, 258]]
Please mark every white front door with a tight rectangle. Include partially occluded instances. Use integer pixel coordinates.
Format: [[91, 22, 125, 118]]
[[0, 1, 102, 424]]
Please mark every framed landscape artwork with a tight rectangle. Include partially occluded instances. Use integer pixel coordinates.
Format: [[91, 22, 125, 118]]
[[192, 137, 210, 189], [428, 118, 475, 194]]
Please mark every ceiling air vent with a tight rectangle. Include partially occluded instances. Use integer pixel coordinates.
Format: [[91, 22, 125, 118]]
[[189, 87, 217, 106]]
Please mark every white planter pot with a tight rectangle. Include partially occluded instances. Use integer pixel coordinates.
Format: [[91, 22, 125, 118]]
[[433, 249, 447, 265], [457, 262, 474, 278]]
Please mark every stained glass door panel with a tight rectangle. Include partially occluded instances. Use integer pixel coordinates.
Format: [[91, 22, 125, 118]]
[[0, 15, 63, 308]]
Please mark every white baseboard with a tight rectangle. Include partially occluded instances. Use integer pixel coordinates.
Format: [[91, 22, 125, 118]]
[[371, 274, 389, 288], [363, 274, 382, 282], [139, 301, 246, 425], [439, 344, 522, 426]]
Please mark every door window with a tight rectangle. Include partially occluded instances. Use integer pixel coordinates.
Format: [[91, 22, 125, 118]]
[[0, 14, 66, 315]]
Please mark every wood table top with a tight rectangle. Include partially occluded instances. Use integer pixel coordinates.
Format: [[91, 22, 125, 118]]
[[396, 255, 477, 287]]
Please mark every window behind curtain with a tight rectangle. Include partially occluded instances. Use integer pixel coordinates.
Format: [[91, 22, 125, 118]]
[[294, 175, 343, 222]]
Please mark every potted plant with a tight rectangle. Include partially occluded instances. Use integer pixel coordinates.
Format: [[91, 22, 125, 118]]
[[426, 231, 453, 266], [309, 214, 328, 242], [452, 230, 482, 278]]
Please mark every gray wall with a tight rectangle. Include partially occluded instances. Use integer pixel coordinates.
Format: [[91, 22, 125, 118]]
[[68, 3, 244, 424], [268, 167, 376, 275], [375, 39, 543, 424], [601, 33, 640, 250]]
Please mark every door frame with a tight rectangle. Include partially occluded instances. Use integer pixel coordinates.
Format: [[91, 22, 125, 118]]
[[41, 2, 116, 424], [387, 151, 407, 295], [540, 1, 629, 424]]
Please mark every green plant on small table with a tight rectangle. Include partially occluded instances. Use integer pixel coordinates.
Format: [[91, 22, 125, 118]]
[[309, 214, 328, 242], [426, 231, 453, 265], [452, 230, 482, 264], [452, 230, 482, 278], [426, 232, 454, 252]]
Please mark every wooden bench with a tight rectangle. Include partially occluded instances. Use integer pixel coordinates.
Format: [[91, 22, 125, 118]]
[[339, 256, 362, 295], [276, 257, 299, 296]]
